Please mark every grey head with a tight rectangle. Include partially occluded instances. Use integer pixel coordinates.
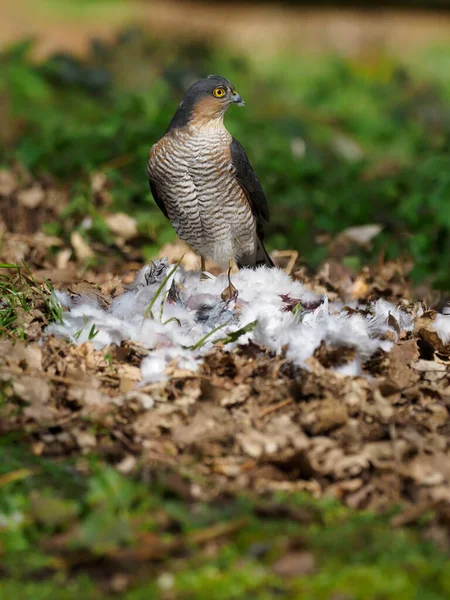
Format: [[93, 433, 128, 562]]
[[165, 75, 244, 133]]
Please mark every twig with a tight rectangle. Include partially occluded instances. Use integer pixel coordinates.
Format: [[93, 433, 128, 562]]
[[102, 154, 136, 170], [189, 517, 248, 544], [259, 398, 293, 418], [271, 250, 299, 275], [83, 517, 249, 564], [0, 468, 35, 487]]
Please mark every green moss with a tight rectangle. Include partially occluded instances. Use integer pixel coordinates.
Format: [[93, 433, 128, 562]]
[[0, 438, 449, 600], [0, 578, 102, 600]]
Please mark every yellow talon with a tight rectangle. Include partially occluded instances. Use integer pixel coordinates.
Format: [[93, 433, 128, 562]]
[[221, 257, 238, 302]]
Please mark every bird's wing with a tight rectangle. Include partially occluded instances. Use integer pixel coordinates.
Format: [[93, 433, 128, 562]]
[[230, 138, 270, 234], [147, 146, 169, 219], [148, 178, 169, 219]]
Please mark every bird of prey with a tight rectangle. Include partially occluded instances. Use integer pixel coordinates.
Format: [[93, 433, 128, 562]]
[[147, 75, 273, 295]]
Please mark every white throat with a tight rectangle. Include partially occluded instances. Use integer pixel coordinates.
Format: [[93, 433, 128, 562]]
[[189, 113, 226, 134]]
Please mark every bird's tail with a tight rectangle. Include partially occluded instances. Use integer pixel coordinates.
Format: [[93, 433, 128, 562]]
[[238, 237, 274, 269], [255, 238, 274, 268]]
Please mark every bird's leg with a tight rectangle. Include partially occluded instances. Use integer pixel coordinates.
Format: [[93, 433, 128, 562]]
[[221, 258, 238, 302], [200, 256, 208, 281], [200, 257, 215, 281]]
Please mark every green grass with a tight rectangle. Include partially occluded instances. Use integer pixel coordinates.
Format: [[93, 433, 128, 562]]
[[1, 33, 450, 288], [0, 263, 63, 338], [0, 436, 449, 599]]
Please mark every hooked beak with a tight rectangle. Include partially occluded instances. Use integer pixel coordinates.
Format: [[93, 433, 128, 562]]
[[231, 92, 245, 106]]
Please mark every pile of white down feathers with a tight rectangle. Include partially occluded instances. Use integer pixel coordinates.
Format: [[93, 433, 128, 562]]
[[46, 258, 450, 383]]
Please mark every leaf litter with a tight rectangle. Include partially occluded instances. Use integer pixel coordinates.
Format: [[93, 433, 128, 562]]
[[1, 166, 450, 592]]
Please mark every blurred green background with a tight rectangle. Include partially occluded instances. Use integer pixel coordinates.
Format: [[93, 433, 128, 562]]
[[1, 0, 449, 289]]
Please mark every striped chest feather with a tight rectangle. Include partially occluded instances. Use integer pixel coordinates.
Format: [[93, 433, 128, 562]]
[[147, 127, 257, 266], [149, 130, 233, 196]]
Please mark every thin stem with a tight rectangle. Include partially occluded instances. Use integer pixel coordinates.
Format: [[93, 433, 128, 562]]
[[143, 256, 184, 321]]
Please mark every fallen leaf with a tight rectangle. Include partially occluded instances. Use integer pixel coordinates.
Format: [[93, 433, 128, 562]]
[[300, 397, 348, 435], [105, 213, 138, 241], [17, 185, 45, 209], [71, 231, 94, 261], [220, 383, 251, 407], [272, 551, 316, 578]]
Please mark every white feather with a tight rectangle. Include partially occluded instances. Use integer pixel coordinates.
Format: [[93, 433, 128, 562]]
[[45, 260, 438, 383]]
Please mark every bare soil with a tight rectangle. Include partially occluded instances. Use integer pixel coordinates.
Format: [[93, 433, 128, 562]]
[[1, 0, 450, 59]]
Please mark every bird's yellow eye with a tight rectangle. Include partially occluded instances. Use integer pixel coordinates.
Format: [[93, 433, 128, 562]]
[[213, 87, 226, 98]]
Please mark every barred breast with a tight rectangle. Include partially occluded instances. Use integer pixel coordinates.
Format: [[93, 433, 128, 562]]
[[147, 128, 257, 269]]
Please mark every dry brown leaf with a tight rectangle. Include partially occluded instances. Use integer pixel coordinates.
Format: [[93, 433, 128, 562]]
[[300, 397, 348, 435], [272, 551, 316, 578], [406, 453, 450, 488], [105, 213, 138, 241], [220, 383, 251, 407], [412, 360, 447, 373], [70, 231, 94, 261], [0, 169, 17, 195], [17, 185, 45, 209], [238, 415, 308, 459]]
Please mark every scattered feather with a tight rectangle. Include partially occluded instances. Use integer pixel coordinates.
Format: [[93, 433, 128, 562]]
[[45, 258, 447, 382]]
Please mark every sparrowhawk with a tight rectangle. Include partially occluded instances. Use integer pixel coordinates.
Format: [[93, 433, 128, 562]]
[[147, 75, 274, 276]]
